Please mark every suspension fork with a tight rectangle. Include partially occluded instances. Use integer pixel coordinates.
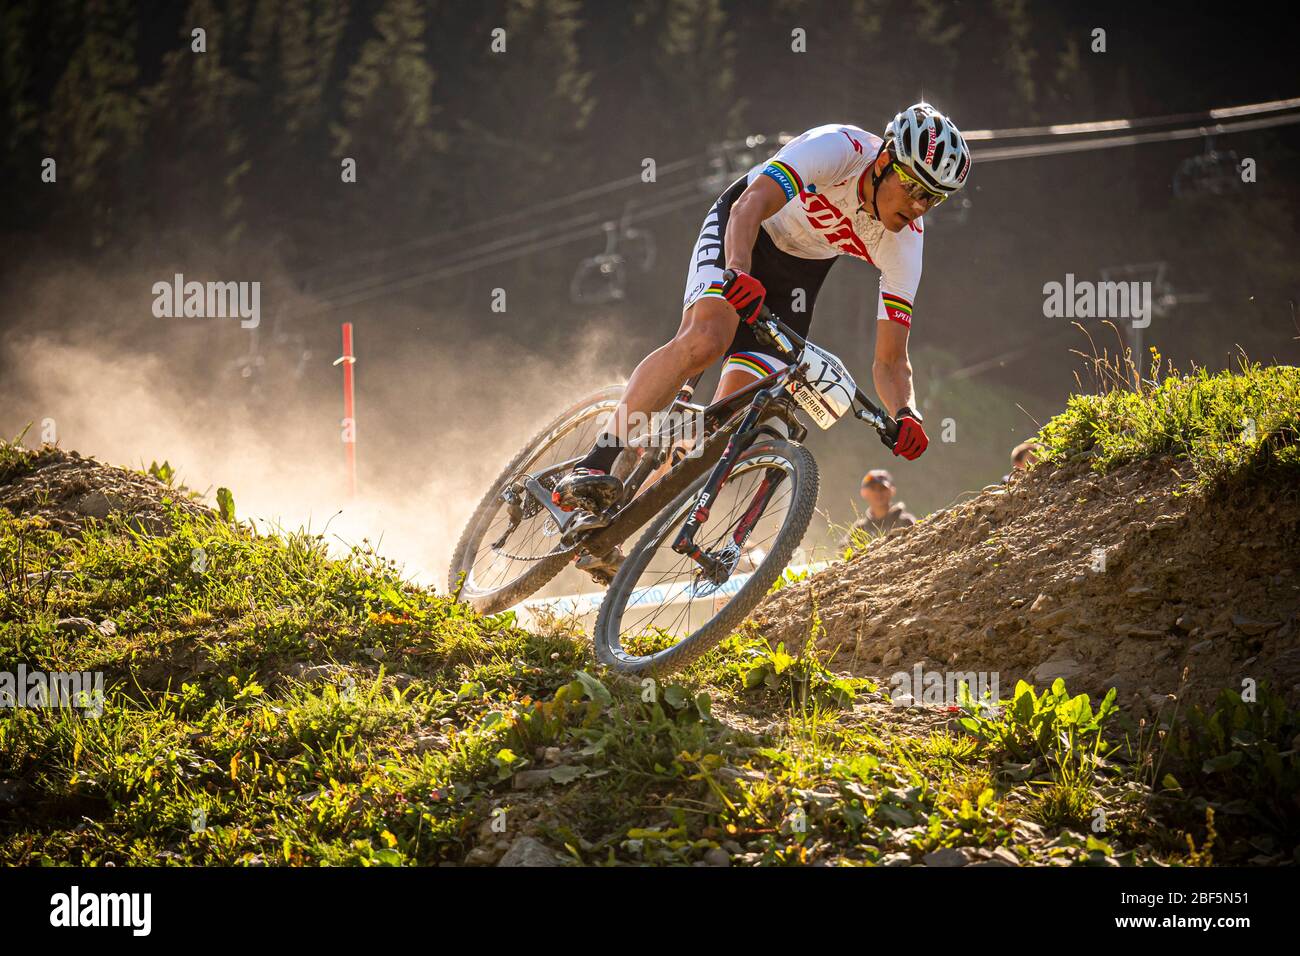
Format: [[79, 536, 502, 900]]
[[671, 385, 778, 571], [732, 470, 784, 546]]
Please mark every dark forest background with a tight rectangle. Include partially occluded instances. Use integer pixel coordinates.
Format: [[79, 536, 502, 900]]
[[1, 0, 1298, 572]]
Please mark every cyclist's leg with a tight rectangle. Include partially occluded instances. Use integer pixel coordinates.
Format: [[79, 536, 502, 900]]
[[568, 179, 747, 471], [553, 181, 746, 512]]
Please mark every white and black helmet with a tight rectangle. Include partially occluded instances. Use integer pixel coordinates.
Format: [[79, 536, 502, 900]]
[[884, 102, 972, 195]]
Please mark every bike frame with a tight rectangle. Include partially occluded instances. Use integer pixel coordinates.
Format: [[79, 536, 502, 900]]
[[517, 303, 900, 577]]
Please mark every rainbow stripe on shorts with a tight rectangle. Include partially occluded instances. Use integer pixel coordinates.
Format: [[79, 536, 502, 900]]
[[724, 351, 782, 380]]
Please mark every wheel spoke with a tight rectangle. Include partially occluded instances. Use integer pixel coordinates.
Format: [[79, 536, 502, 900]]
[[613, 455, 797, 654], [459, 399, 618, 600]]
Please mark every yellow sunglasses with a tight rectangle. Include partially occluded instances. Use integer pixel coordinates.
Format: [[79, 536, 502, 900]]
[[892, 162, 947, 207]]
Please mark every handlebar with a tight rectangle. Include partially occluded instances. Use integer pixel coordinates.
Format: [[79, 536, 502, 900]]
[[722, 270, 900, 448]]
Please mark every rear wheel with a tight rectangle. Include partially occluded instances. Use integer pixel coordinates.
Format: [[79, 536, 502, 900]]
[[593, 438, 818, 675], [449, 386, 625, 613]]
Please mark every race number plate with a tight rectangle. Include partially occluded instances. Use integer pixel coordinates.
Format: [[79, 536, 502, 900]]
[[787, 343, 856, 430]]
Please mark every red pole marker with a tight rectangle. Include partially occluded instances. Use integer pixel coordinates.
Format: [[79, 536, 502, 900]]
[[333, 323, 357, 498]]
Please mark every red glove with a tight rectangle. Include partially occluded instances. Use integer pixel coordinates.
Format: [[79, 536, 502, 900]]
[[721, 269, 766, 325], [892, 407, 928, 460]]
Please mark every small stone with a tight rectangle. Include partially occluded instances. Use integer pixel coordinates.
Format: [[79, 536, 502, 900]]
[[1188, 640, 1213, 655], [464, 845, 500, 866], [97, 619, 117, 638], [497, 836, 566, 867], [76, 491, 116, 519], [1231, 614, 1281, 636], [1030, 657, 1087, 684], [1013, 819, 1046, 838], [512, 769, 555, 790], [923, 847, 972, 867], [1039, 607, 1073, 628], [879, 852, 913, 867], [411, 735, 443, 755], [881, 646, 903, 667], [55, 617, 96, 636], [1100, 673, 1132, 697], [1114, 624, 1165, 639], [703, 847, 730, 867], [286, 663, 344, 682], [990, 846, 1020, 866], [1029, 593, 1050, 613]]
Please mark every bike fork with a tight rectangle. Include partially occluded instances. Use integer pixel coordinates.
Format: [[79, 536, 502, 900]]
[[671, 386, 776, 576]]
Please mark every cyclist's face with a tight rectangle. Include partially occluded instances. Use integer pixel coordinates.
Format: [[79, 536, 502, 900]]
[[872, 153, 932, 232]]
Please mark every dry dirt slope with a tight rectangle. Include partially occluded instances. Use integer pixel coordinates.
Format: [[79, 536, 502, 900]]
[[752, 454, 1300, 718]]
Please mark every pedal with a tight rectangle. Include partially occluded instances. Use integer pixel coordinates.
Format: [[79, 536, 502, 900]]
[[575, 547, 625, 586], [560, 509, 613, 546]]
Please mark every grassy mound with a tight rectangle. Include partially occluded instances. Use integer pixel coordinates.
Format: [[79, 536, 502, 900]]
[[2, 362, 1298, 866], [1038, 359, 1299, 480]]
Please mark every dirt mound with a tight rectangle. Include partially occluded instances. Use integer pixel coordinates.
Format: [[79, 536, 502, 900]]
[[752, 455, 1300, 717], [0, 446, 211, 535]]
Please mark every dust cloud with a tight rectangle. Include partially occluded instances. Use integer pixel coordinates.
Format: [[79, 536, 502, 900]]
[[0, 261, 625, 588]]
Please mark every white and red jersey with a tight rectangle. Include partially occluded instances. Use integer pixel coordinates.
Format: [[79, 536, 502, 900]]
[[748, 124, 921, 327]]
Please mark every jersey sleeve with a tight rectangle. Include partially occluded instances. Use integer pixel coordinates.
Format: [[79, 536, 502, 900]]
[[874, 219, 924, 327], [758, 125, 868, 202]]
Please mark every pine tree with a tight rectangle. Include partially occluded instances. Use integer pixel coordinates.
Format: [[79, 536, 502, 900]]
[[43, 0, 144, 248]]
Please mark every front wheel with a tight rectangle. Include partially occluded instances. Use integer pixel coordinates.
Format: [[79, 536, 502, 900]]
[[593, 438, 818, 675]]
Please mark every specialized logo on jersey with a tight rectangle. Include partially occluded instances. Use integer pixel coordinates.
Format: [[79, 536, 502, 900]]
[[762, 161, 804, 201], [800, 193, 871, 261], [881, 293, 913, 327]]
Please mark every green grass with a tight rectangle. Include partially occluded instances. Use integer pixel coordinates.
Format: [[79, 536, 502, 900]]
[[3, 372, 1298, 865], [1036, 358, 1300, 480]]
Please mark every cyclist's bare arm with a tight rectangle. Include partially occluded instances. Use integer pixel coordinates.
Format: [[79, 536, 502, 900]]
[[724, 176, 788, 273], [872, 319, 917, 417]]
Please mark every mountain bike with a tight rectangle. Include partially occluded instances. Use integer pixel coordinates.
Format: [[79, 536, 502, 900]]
[[449, 273, 902, 674]]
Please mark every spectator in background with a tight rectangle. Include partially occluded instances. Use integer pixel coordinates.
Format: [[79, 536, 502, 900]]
[[844, 469, 915, 545], [1004, 440, 1041, 482]]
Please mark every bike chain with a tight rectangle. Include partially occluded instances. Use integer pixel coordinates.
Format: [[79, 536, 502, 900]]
[[488, 473, 575, 562]]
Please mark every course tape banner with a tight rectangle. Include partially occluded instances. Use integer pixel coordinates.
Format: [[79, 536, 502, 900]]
[[514, 561, 831, 619]]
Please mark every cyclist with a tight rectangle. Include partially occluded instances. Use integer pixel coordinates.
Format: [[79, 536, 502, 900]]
[[554, 102, 972, 515]]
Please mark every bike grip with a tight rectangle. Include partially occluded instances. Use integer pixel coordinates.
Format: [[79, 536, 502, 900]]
[[879, 415, 900, 450]]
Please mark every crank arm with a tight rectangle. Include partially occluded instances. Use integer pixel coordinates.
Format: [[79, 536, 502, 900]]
[[522, 477, 579, 534]]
